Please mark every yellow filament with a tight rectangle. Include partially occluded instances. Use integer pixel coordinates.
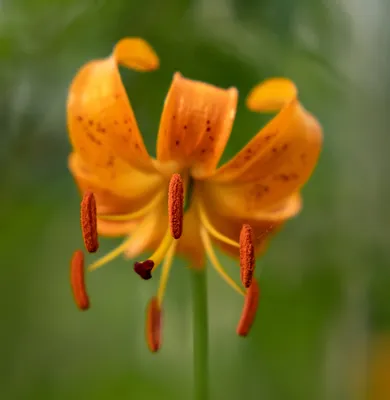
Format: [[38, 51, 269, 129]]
[[88, 236, 133, 272], [98, 192, 164, 221], [88, 214, 156, 272], [200, 227, 245, 296], [149, 227, 175, 272], [198, 202, 240, 248], [156, 241, 177, 306]]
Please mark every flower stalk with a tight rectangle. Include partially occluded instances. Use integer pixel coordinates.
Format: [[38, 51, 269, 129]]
[[191, 268, 209, 400]]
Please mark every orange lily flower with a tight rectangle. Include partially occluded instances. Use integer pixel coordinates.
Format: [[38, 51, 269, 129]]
[[67, 38, 322, 348]]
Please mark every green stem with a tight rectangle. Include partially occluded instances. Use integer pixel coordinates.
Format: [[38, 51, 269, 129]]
[[191, 268, 209, 400]]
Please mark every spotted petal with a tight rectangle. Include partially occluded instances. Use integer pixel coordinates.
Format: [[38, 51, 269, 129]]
[[207, 78, 322, 210], [69, 153, 164, 236], [200, 191, 301, 258], [67, 37, 159, 177], [156, 73, 238, 178]]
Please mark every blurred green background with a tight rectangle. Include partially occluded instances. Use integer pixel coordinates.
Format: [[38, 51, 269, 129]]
[[1, 0, 389, 399]]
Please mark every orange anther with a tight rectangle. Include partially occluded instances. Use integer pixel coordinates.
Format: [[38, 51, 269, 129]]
[[239, 224, 255, 288], [70, 250, 90, 311], [236, 278, 260, 337], [80, 191, 99, 253], [168, 173, 184, 239], [146, 297, 162, 352]]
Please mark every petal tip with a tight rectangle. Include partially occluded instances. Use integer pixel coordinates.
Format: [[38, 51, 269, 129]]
[[246, 77, 297, 112], [113, 37, 160, 72]]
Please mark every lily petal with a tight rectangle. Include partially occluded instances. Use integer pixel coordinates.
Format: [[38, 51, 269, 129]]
[[124, 211, 162, 259], [201, 193, 300, 258], [67, 38, 159, 175], [156, 73, 238, 178], [113, 37, 159, 72], [69, 153, 165, 236], [213, 218, 272, 259], [207, 78, 322, 209], [201, 180, 302, 220], [246, 77, 297, 111], [97, 219, 139, 237]]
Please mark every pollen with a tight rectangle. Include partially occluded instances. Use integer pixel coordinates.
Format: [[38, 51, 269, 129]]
[[70, 250, 90, 310], [80, 191, 99, 253], [237, 278, 260, 337], [146, 297, 162, 352], [239, 224, 255, 288], [168, 173, 184, 239], [134, 260, 154, 280]]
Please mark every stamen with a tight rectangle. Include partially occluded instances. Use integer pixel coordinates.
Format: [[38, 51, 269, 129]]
[[157, 241, 177, 305], [240, 224, 255, 288], [98, 192, 164, 221], [88, 236, 133, 272], [134, 260, 154, 280], [168, 173, 184, 239], [198, 202, 240, 249], [146, 296, 162, 352], [200, 227, 245, 296], [237, 278, 260, 337], [70, 250, 90, 310], [80, 192, 99, 253]]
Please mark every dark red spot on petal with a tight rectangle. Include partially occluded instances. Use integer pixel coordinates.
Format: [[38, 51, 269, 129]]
[[106, 156, 115, 167], [86, 132, 102, 145]]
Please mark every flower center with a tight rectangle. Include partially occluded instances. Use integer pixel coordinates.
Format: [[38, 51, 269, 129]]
[[71, 182, 264, 343]]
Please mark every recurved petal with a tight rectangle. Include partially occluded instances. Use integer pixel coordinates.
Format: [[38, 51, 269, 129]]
[[113, 37, 159, 72], [97, 219, 139, 237], [67, 38, 159, 174], [208, 79, 321, 209], [156, 73, 238, 178], [246, 77, 297, 111], [69, 153, 164, 236], [69, 152, 163, 207], [200, 193, 299, 259], [210, 216, 274, 260], [123, 211, 162, 259], [211, 79, 322, 191], [202, 181, 302, 220]]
